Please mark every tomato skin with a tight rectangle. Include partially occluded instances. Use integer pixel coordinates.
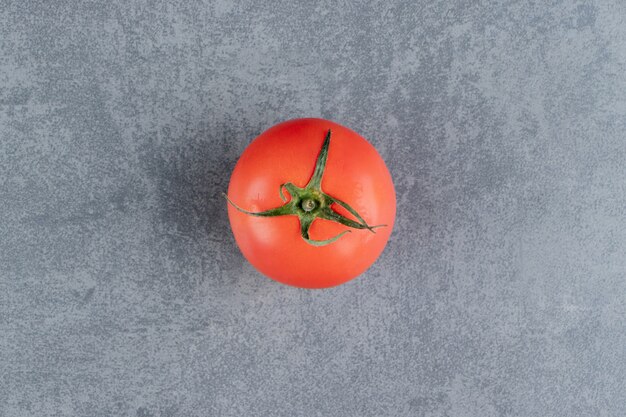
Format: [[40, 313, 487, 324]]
[[226, 118, 396, 288]]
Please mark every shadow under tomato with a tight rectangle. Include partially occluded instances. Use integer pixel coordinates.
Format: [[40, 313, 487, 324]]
[[137, 119, 274, 297]]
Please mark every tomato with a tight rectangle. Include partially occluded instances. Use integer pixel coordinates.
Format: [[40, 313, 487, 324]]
[[225, 118, 396, 288]]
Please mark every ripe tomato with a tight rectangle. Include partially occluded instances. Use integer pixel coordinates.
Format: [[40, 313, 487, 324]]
[[225, 118, 396, 288]]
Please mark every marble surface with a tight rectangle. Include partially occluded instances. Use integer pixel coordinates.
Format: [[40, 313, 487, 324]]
[[1, 1, 625, 416]]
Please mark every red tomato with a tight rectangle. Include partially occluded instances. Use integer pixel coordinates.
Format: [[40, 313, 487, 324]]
[[225, 118, 395, 288]]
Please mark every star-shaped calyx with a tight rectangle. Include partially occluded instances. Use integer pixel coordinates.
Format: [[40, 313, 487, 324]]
[[224, 130, 386, 246]]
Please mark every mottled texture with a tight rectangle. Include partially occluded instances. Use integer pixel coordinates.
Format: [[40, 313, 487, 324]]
[[1, 1, 625, 416]]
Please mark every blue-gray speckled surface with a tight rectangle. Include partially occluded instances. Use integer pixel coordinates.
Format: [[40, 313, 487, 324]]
[[1, 1, 625, 416]]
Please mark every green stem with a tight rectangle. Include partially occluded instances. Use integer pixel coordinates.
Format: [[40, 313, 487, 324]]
[[224, 129, 387, 246]]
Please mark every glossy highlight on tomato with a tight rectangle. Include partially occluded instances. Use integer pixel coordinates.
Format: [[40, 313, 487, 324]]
[[225, 118, 396, 288]]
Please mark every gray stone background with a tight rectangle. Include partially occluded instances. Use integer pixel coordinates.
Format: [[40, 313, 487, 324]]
[[1, 0, 625, 416]]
